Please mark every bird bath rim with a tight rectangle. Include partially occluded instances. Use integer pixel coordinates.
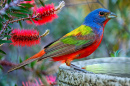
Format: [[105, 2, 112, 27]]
[[58, 57, 130, 86], [60, 57, 130, 70]]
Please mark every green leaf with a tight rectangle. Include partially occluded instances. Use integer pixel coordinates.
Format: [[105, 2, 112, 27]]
[[9, 12, 28, 17], [0, 17, 4, 22], [4, 35, 11, 38], [25, 55, 29, 60], [18, 21, 23, 28], [41, 64, 45, 70], [15, 84, 17, 86], [0, 65, 3, 70], [7, 0, 11, 4], [0, 23, 2, 30], [114, 50, 121, 57], [20, 3, 34, 8], [39, 0, 45, 7], [9, 6, 32, 14], [110, 53, 115, 57], [0, 40, 12, 44], [0, 50, 6, 55], [19, 57, 23, 63], [30, 61, 37, 68], [24, 0, 31, 1], [0, 55, 3, 60], [7, 25, 11, 29], [2, 14, 10, 19], [18, 9, 32, 14]]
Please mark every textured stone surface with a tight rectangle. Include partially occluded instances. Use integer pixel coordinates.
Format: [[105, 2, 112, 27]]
[[58, 57, 130, 86]]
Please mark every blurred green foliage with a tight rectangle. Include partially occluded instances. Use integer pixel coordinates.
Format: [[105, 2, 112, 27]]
[[0, 0, 130, 86]]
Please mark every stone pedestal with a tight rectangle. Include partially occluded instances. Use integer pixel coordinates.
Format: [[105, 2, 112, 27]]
[[58, 57, 130, 86]]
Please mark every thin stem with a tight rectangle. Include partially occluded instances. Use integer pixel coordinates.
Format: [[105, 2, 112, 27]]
[[86, 0, 92, 11], [40, 29, 50, 38], [0, 16, 37, 35], [55, 1, 65, 11], [96, 0, 106, 8], [0, 0, 7, 7], [0, 1, 65, 36], [0, 0, 24, 15], [0, 20, 10, 36], [65, 1, 97, 7], [0, 60, 47, 75]]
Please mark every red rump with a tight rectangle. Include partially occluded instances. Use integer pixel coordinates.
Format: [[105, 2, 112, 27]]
[[11, 29, 40, 47], [31, 3, 58, 25]]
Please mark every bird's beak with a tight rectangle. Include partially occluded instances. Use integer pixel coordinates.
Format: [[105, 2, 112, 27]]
[[108, 12, 117, 19]]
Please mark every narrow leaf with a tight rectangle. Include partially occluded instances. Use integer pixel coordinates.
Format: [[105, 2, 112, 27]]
[[20, 3, 34, 8], [0, 50, 6, 54], [0, 65, 3, 70], [15, 84, 17, 86], [39, 0, 45, 7], [0, 17, 4, 22], [7, 25, 11, 29], [10, 6, 32, 14], [114, 50, 121, 57], [4, 35, 11, 38], [18, 21, 23, 28], [2, 14, 10, 19], [30, 61, 37, 68], [0, 23, 2, 30], [7, 0, 11, 4], [19, 57, 23, 63], [0, 40, 12, 44], [9, 12, 27, 17]]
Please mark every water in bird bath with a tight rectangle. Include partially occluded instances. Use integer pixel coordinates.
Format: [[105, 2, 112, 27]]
[[85, 63, 130, 78]]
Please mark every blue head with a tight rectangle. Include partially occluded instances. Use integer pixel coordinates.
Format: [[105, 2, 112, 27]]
[[83, 8, 117, 28]]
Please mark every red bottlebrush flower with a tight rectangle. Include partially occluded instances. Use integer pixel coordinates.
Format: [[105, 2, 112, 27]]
[[46, 75, 56, 85], [28, 3, 58, 25], [21, 0, 35, 4], [22, 78, 44, 86], [22, 76, 56, 86], [11, 29, 41, 47]]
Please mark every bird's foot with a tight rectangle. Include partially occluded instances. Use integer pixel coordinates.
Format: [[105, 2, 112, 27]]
[[70, 64, 94, 74]]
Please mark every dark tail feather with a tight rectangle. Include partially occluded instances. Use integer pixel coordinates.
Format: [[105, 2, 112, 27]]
[[8, 58, 39, 73], [8, 49, 45, 73]]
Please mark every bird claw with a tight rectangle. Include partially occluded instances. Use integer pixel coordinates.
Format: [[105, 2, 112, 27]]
[[70, 63, 94, 74], [75, 68, 94, 74]]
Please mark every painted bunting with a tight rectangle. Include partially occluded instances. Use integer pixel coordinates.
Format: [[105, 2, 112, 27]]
[[8, 8, 117, 73]]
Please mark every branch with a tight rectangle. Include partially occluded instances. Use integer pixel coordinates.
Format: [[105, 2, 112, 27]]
[[0, 60, 16, 66], [0, 0, 25, 36], [65, 1, 97, 7], [0, 0, 7, 7], [0, 60, 47, 75], [65, 0, 106, 9], [0, 0, 24, 15], [0, 1, 65, 36], [0, 20, 10, 36], [0, 15, 37, 35], [96, 0, 106, 8], [40, 29, 50, 38]]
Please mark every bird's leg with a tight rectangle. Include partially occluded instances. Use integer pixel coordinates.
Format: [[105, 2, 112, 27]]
[[65, 60, 94, 74], [70, 63, 94, 74]]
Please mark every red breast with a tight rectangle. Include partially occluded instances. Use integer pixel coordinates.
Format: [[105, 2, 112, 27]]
[[52, 32, 103, 62]]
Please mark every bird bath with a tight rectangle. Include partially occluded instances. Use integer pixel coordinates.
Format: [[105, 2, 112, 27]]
[[58, 57, 130, 86]]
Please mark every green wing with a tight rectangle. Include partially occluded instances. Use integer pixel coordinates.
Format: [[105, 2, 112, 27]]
[[38, 25, 96, 60]]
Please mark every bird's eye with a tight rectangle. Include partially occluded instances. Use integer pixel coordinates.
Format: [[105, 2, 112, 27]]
[[99, 12, 104, 16]]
